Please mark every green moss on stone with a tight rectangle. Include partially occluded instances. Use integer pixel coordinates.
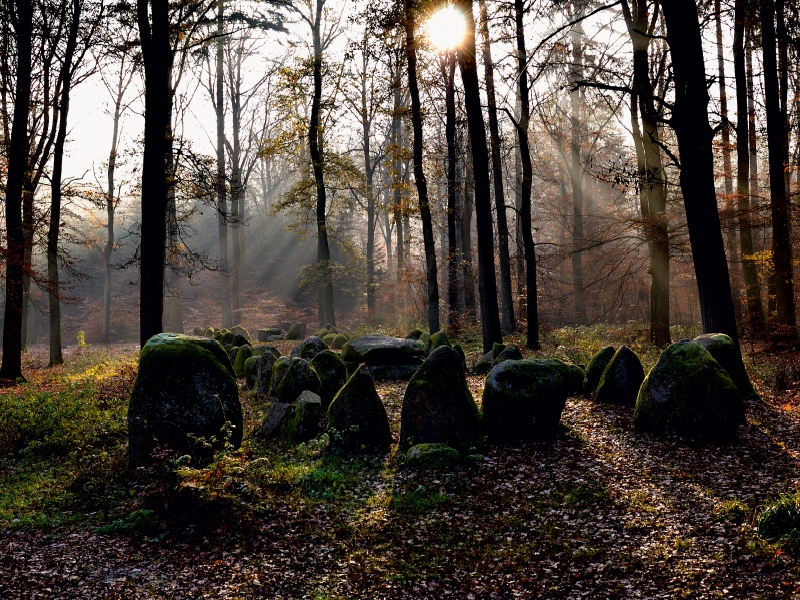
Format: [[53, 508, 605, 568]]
[[405, 443, 460, 470], [310, 349, 348, 408], [594, 346, 644, 407], [583, 346, 616, 397], [233, 344, 254, 378], [327, 365, 391, 452], [244, 355, 261, 389], [634, 341, 743, 441], [274, 357, 322, 403]]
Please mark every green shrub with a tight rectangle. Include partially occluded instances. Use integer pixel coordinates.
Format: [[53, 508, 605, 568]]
[[758, 493, 800, 543]]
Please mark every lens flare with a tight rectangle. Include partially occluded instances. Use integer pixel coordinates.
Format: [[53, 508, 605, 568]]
[[426, 6, 466, 51]]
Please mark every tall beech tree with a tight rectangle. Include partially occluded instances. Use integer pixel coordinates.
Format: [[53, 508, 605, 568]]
[[622, 0, 670, 347], [1, 0, 33, 380], [452, 0, 501, 353], [477, 0, 515, 333], [760, 0, 796, 330], [733, 0, 765, 332], [404, 0, 439, 334], [659, 0, 740, 347]]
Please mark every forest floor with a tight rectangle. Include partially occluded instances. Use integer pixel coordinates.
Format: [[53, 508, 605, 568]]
[[2, 325, 800, 598]]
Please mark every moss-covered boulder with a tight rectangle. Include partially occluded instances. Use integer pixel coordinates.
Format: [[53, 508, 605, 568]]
[[193, 327, 204, 335], [233, 344, 254, 378], [268, 356, 291, 398], [314, 328, 329, 338], [257, 401, 291, 439], [593, 346, 645, 406], [472, 343, 521, 375], [634, 340, 744, 441], [481, 359, 567, 443], [310, 349, 348, 408], [229, 346, 241, 364], [290, 336, 329, 361], [286, 323, 306, 340], [406, 329, 425, 340], [256, 352, 280, 395], [529, 358, 584, 397], [428, 330, 450, 352], [231, 334, 250, 348], [221, 331, 235, 345], [253, 345, 280, 358], [128, 333, 242, 466], [322, 333, 337, 347], [369, 364, 420, 381], [400, 345, 480, 451], [583, 346, 616, 397], [203, 327, 215, 337], [453, 344, 467, 369], [331, 332, 350, 350], [693, 333, 757, 400], [230, 326, 250, 344], [245, 355, 261, 389], [342, 335, 424, 365], [327, 365, 391, 452], [280, 391, 322, 441], [274, 357, 322, 404], [405, 443, 460, 470]]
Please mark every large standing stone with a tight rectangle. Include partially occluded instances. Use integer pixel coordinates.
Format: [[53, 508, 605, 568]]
[[230, 326, 251, 343], [594, 346, 645, 406], [327, 366, 391, 452], [693, 333, 757, 400], [634, 340, 743, 440], [268, 356, 291, 398], [331, 332, 350, 350], [583, 346, 616, 397], [290, 336, 328, 361], [310, 350, 348, 408], [256, 352, 279, 395], [233, 344, 254, 378], [281, 391, 322, 441], [245, 355, 261, 389], [341, 335, 424, 365], [286, 323, 306, 341], [530, 358, 584, 397], [369, 364, 420, 382], [274, 357, 322, 403], [128, 333, 242, 466], [427, 330, 450, 353], [472, 342, 521, 375], [253, 345, 280, 358], [399, 346, 480, 451], [481, 359, 567, 443]]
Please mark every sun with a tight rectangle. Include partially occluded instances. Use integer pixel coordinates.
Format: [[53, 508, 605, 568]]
[[425, 5, 466, 51]]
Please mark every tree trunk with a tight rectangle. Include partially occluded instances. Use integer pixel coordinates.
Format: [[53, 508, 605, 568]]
[[361, 46, 377, 320], [623, 0, 670, 347], [513, 0, 539, 349], [215, 0, 231, 329], [103, 95, 121, 343], [461, 147, 477, 317], [569, 14, 586, 325], [1, 0, 33, 380], [310, 0, 335, 327], [405, 0, 439, 334], [453, 0, 502, 352], [137, 0, 171, 347], [733, 0, 765, 333], [760, 0, 796, 330], [478, 0, 515, 333], [47, 0, 80, 366], [442, 51, 460, 322], [660, 0, 740, 347]]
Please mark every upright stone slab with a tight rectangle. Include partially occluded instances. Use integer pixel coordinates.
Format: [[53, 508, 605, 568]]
[[245, 355, 261, 389], [258, 328, 282, 342], [233, 344, 254, 378], [128, 333, 242, 466], [286, 323, 306, 340], [399, 346, 480, 451], [290, 336, 328, 361], [327, 365, 391, 452], [274, 357, 323, 403], [256, 352, 279, 395], [530, 358, 584, 397], [268, 356, 291, 398], [634, 340, 744, 440], [594, 346, 645, 406], [481, 359, 567, 443], [693, 333, 757, 400], [583, 346, 616, 397], [310, 349, 348, 408], [331, 332, 350, 350], [230, 326, 251, 343]]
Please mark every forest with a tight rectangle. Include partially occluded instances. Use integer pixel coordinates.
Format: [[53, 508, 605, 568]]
[[3, 0, 800, 595]]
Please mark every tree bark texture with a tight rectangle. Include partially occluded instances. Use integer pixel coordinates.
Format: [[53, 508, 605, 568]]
[[478, 0, 515, 333], [215, 0, 232, 329], [453, 0, 502, 353], [569, 15, 586, 325], [660, 0, 740, 347], [405, 0, 440, 334], [1, 0, 33, 380]]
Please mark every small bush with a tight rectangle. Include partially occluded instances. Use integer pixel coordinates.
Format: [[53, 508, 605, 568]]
[[97, 509, 161, 536]]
